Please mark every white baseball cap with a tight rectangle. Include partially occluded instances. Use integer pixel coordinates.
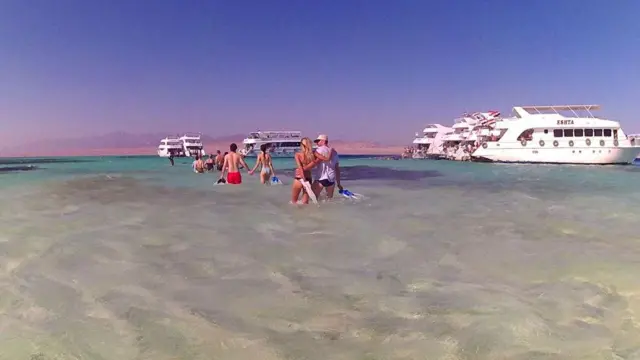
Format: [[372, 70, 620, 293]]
[[314, 134, 328, 143]]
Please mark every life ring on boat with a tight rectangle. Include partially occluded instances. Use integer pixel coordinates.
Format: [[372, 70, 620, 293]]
[[585, 138, 591, 146], [539, 140, 545, 147], [553, 140, 559, 147], [482, 142, 488, 149], [614, 139, 619, 146], [569, 140, 574, 147], [521, 140, 527, 147], [600, 140, 605, 146]]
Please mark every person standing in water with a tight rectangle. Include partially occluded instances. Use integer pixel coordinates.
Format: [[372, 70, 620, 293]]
[[205, 154, 215, 172], [219, 143, 251, 184], [312, 134, 342, 199], [193, 155, 205, 173], [215, 150, 224, 171], [291, 138, 317, 204], [249, 144, 276, 184], [168, 153, 175, 166]]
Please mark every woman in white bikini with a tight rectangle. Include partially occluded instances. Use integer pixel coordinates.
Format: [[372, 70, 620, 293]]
[[249, 144, 276, 184]]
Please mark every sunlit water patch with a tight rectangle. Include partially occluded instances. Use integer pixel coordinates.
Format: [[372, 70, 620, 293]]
[[1, 156, 640, 359]]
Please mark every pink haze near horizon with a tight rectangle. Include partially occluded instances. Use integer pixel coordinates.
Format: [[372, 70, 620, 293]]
[[2, 1, 640, 149]]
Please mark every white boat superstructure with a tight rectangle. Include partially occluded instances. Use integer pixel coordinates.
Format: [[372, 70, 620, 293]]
[[240, 130, 303, 157], [179, 133, 206, 157], [471, 105, 640, 164], [157, 136, 184, 158], [411, 124, 453, 159], [441, 111, 501, 161]]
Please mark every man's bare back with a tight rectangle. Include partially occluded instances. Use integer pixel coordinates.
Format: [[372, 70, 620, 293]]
[[219, 143, 250, 185], [224, 152, 245, 173]]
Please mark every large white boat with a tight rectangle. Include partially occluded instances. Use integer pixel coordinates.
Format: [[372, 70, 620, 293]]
[[471, 105, 640, 165], [411, 124, 453, 159], [157, 133, 206, 158], [157, 136, 184, 158], [441, 111, 501, 161], [179, 133, 206, 157], [240, 130, 303, 157]]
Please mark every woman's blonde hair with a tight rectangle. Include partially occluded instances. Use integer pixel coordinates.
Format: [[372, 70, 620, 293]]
[[300, 137, 315, 163]]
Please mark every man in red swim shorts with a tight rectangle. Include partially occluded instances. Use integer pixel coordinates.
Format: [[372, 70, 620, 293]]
[[219, 143, 251, 185]]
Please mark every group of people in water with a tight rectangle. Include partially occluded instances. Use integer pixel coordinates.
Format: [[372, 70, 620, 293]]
[[186, 134, 342, 204]]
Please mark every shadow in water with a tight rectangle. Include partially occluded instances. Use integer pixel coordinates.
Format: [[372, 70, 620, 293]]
[[281, 165, 443, 181], [0, 158, 93, 165], [0, 165, 39, 173]]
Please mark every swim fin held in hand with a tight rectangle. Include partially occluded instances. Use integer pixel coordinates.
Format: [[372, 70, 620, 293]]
[[271, 176, 283, 185], [339, 189, 361, 199]]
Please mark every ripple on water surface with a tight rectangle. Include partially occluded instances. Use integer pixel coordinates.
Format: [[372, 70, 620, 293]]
[[1, 159, 640, 359]]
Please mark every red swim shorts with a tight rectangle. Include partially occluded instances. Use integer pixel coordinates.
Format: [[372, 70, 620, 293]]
[[227, 172, 242, 184]]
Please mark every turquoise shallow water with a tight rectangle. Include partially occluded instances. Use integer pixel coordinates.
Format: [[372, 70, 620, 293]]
[[2, 155, 640, 359]]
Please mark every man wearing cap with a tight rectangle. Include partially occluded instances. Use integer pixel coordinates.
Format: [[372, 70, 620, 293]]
[[311, 134, 343, 199]]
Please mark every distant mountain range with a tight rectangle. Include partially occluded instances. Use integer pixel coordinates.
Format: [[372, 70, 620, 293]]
[[1, 132, 403, 157], [5, 132, 243, 152]]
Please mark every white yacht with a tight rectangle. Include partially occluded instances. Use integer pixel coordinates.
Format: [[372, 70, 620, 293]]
[[240, 130, 303, 157], [441, 113, 480, 161], [179, 133, 206, 157], [157, 136, 184, 157], [438, 111, 503, 161], [471, 105, 640, 164], [411, 124, 453, 159]]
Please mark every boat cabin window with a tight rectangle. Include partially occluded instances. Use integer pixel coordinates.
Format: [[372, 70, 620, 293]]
[[613, 129, 618, 138], [604, 129, 612, 137], [563, 129, 573, 137], [584, 129, 594, 137], [574, 129, 584, 137], [553, 129, 563, 137], [544, 129, 548, 134], [594, 129, 603, 136], [517, 129, 534, 141]]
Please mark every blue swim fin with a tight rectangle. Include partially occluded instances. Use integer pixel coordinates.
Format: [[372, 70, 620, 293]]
[[339, 189, 357, 198], [271, 176, 283, 185]]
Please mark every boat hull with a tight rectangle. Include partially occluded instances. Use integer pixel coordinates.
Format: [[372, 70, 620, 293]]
[[472, 144, 640, 165], [157, 149, 183, 158]]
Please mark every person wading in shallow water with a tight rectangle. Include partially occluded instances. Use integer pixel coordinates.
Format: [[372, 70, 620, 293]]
[[215, 150, 224, 171], [205, 154, 215, 172], [291, 137, 317, 204], [192, 155, 205, 174], [219, 143, 251, 184], [249, 144, 276, 184], [311, 134, 343, 199]]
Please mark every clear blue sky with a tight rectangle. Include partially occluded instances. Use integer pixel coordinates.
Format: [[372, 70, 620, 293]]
[[1, 0, 639, 145]]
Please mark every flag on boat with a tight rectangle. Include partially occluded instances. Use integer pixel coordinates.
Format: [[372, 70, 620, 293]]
[[483, 118, 497, 127]]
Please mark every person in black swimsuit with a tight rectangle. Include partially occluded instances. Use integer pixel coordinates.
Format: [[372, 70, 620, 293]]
[[205, 154, 215, 171]]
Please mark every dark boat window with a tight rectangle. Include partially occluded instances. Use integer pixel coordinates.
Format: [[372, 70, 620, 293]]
[[553, 129, 563, 137], [563, 129, 573, 137], [594, 129, 603, 136], [604, 129, 612, 137], [574, 129, 584, 137], [584, 129, 594, 137]]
